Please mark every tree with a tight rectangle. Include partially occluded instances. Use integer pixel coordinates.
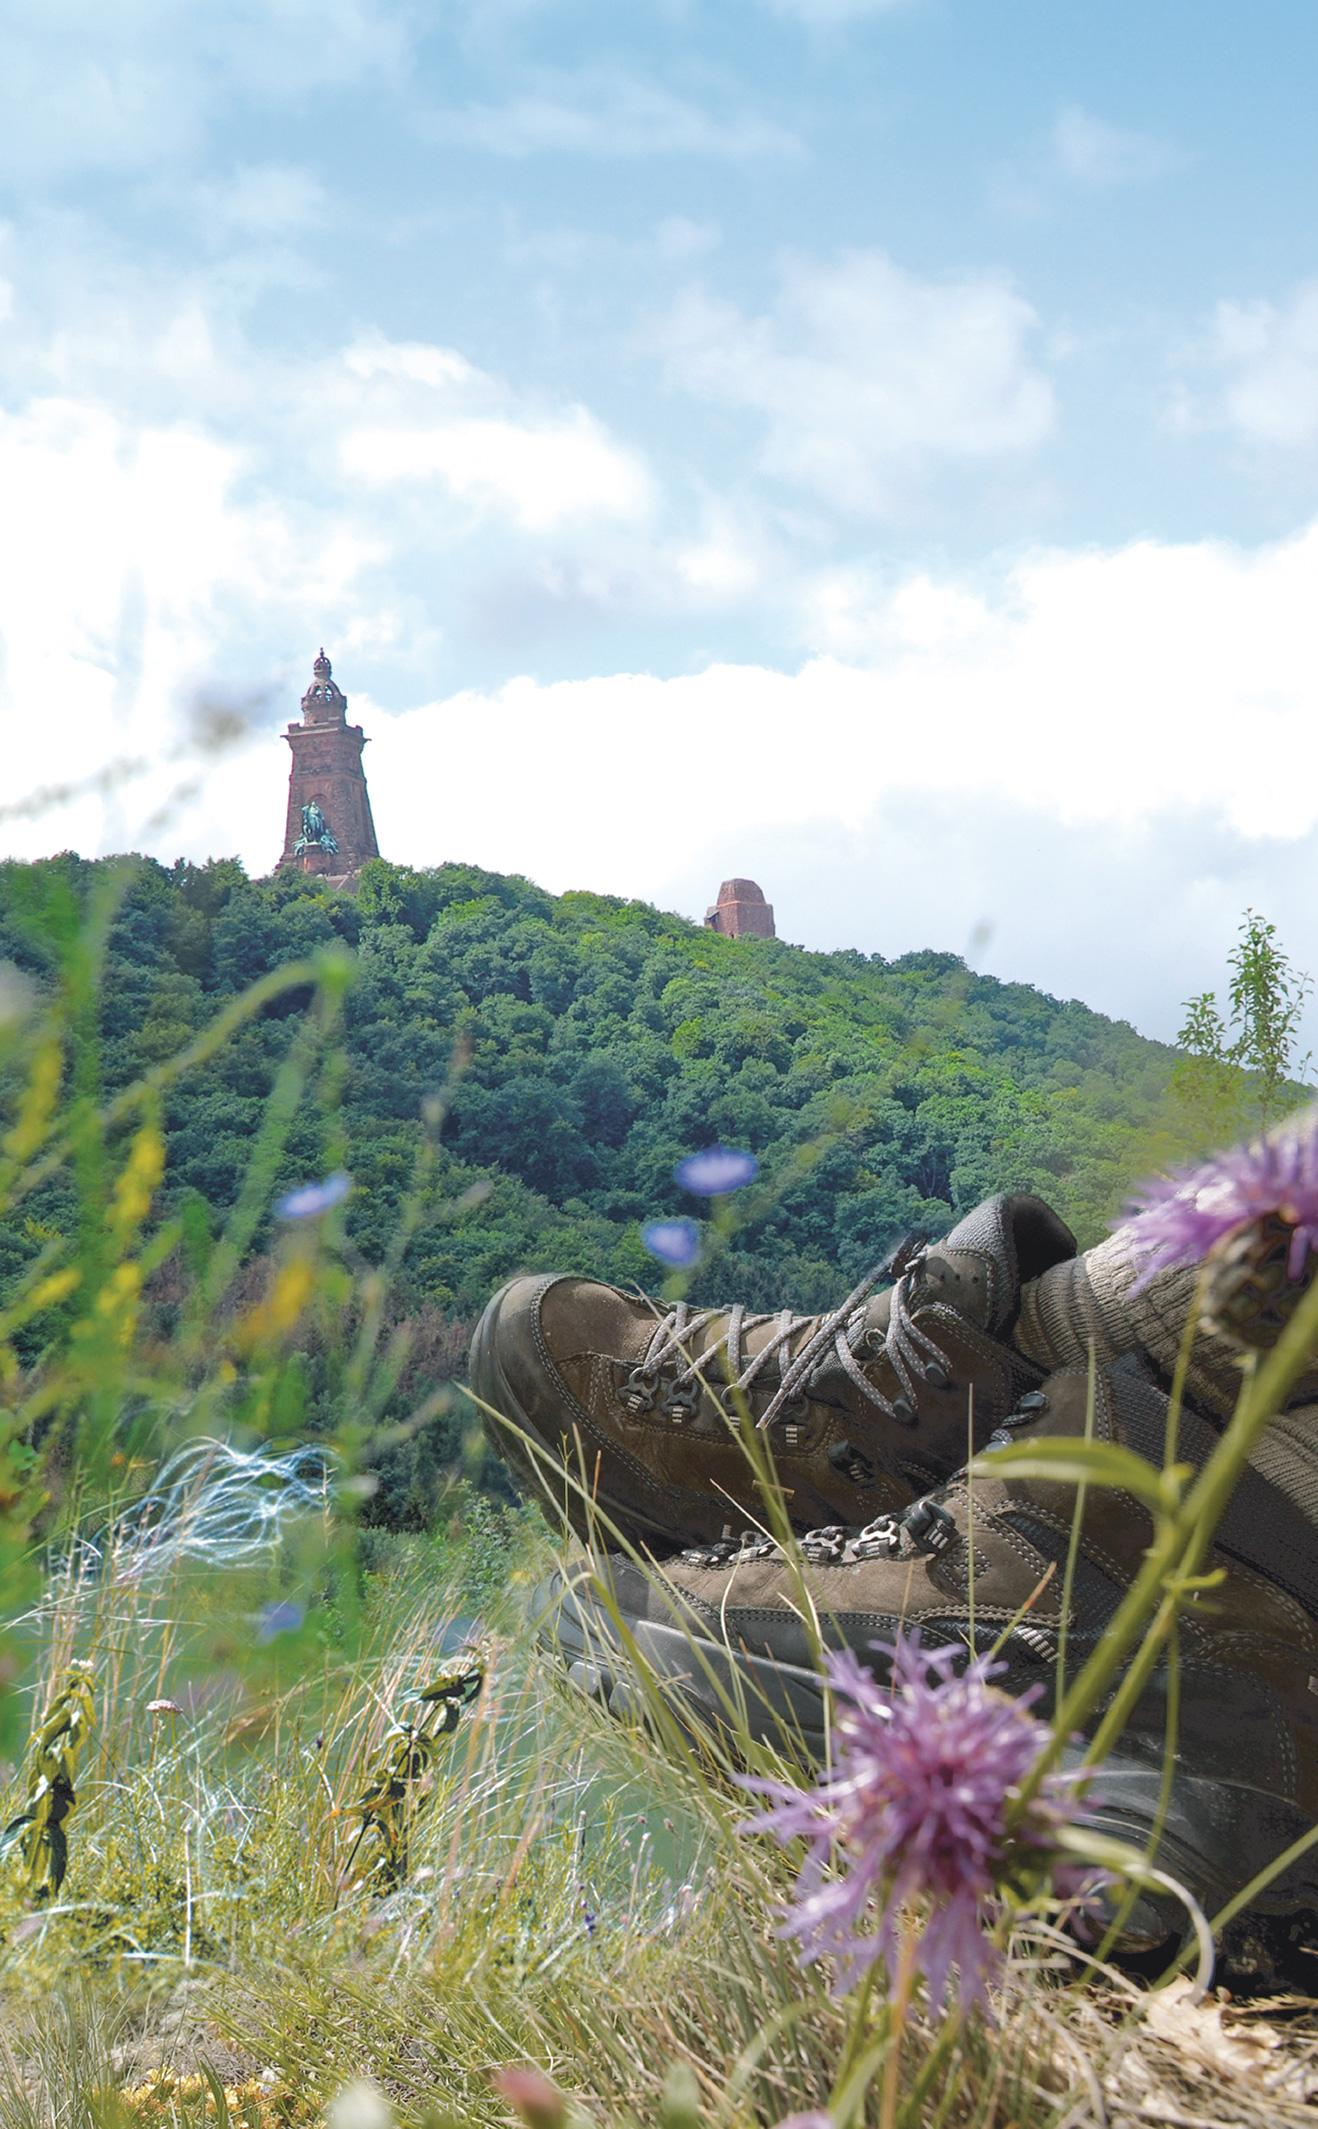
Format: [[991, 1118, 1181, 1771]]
[[1174, 909, 1313, 1141]]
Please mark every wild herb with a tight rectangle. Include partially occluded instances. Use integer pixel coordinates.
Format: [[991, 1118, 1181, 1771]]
[[1174, 907, 1313, 1140]]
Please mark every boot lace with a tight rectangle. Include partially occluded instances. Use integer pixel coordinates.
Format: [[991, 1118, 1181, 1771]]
[[632, 1234, 952, 1431]]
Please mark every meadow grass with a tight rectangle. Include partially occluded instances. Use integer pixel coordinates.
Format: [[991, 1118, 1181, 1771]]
[[0, 1491, 1061, 2129], [0, 1484, 1312, 2129]]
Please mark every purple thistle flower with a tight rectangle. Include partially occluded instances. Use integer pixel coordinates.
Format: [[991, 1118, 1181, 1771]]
[[1121, 1111, 1318, 1289], [675, 1145, 759, 1196], [741, 1634, 1091, 2011], [275, 1171, 351, 1221], [641, 1218, 701, 1268]]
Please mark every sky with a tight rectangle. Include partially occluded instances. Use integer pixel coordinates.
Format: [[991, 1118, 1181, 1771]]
[[4, 0, 1318, 1050]]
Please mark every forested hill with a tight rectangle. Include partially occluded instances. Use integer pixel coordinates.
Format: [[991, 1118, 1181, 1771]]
[[1, 852, 1189, 1325]]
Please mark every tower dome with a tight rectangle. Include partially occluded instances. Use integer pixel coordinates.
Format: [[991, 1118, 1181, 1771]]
[[301, 647, 348, 725]]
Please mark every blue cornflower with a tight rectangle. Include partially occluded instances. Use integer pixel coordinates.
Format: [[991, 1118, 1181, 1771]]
[[675, 1145, 759, 1196], [257, 1600, 305, 1644], [641, 1218, 701, 1268], [275, 1171, 351, 1220]]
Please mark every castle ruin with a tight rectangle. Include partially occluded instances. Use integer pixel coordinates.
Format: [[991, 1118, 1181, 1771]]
[[704, 878, 775, 939]]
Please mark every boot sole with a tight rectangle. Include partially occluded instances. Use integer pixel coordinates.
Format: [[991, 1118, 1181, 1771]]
[[1073, 1751, 1318, 1930], [537, 1564, 830, 1761], [539, 1561, 1318, 1935]]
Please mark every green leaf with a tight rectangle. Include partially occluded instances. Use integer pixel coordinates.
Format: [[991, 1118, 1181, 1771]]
[[972, 1437, 1190, 1511], [200, 2063, 232, 2129]]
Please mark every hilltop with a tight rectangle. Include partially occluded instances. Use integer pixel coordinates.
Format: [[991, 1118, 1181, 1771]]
[[0, 851, 1194, 1517], [1, 849, 1189, 1286]]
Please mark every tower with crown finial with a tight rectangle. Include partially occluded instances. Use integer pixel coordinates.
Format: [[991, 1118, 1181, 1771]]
[[277, 650, 381, 885]]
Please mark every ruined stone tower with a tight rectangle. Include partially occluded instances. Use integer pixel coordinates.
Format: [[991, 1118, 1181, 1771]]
[[278, 650, 380, 887], [704, 878, 775, 940]]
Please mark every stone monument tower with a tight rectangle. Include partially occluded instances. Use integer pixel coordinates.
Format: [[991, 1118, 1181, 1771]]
[[704, 878, 775, 939], [278, 650, 380, 886]]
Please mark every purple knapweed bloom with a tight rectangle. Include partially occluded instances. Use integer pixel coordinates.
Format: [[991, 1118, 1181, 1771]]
[[275, 1171, 351, 1220], [257, 1599, 305, 1644], [1122, 1110, 1318, 1288], [641, 1218, 701, 1267], [741, 1634, 1091, 2011], [675, 1145, 759, 1196]]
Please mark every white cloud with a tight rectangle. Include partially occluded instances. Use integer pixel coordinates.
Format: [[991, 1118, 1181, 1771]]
[[4, 322, 1318, 1049], [344, 342, 481, 392], [349, 520, 1318, 1044], [1187, 282, 1318, 446], [365, 520, 1318, 883], [332, 331, 652, 529], [341, 409, 651, 529], [1052, 106, 1177, 188], [195, 165, 328, 241], [660, 251, 1055, 513], [0, 0, 411, 182], [430, 70, 797, 160], [0, 392, 370, 865]]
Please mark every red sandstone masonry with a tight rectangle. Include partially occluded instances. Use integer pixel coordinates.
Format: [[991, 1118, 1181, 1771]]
[[704, 878, 776, 940], [278, 650, 380, 888]]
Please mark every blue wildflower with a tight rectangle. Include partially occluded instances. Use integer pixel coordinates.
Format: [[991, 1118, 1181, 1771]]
[[275, 1172, 351, 1220], [675, 1145, 759, 1196], [257, 1600, 305, 1644], [641, 1218, 701, 1267]]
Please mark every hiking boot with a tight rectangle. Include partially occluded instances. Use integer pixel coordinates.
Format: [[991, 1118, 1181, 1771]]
[[469, 1193, 1077, 1551], [541, 1356, 1318, 1943]]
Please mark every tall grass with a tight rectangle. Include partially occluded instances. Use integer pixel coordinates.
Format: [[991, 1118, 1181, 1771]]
[[3, 1490, 1308, 2129], [0, 1481, 1111, 2129]]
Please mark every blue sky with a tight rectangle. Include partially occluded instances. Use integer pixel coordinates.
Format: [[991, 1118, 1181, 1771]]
[[4, 0, 1318, 1050]]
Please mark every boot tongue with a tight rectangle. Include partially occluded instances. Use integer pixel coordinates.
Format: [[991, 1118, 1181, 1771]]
[[917, 1193, 1078, 1337]]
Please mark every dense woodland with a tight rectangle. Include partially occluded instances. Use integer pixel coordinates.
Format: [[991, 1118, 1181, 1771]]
[[0, 851, 1197, 1521]]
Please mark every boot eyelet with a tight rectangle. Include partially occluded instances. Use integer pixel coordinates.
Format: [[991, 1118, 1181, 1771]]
[[827, 1438, 875, 1484], [922, 1361, 950, 1389], [865, 1327, 886, 1352], [1016, 1391, 1048, 1414], [621, 1369, 656, 1414], [661, 1383, 699, 1422], [902, 1498, 957, 1556], [890, 1396, 917, 1425], [852, 1516, 902, 1560]]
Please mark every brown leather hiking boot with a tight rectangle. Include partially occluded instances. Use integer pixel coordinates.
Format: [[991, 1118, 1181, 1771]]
[[469, 1193, 1077, 1551], [543, 1356, 1318, 1952]]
